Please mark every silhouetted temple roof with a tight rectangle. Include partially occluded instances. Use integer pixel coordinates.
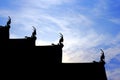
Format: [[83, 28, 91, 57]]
[[0, 17, 107, 80]]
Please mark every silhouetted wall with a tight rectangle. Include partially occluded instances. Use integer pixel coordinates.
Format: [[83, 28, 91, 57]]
[[1, 46, 62, 64], [61, 63, 107, 80], [0, 26, 9, 47]]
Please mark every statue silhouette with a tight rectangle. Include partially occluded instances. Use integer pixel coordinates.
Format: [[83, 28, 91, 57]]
[[6, 16, 11, 28], [59, 33, 64, 43], [59, 33, 64, 44], [31, 26, 36, 38], [58, 33, 64, 47], [100, 49, 105, 63]]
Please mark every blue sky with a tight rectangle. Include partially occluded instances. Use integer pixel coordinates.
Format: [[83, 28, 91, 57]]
[[0, 0, 120, 80]]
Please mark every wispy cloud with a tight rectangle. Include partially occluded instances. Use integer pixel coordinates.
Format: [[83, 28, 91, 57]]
[[0, 0, 120, 79], [92, 0, 108, 17], [109, 18, 120, 25], [16, 0, 74, 9], [63, 31, 107, 62], [107, 68, 120, 80]]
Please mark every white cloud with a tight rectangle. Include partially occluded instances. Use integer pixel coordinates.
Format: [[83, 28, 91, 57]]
[[109, 18, 120, 25], [115, 54, 120, 62], [107, 68, 120, 80], [105, 45, 120, 62], [16, 0, 74, 9], [63, 35, 106, 62], [92, 0, 108, 17], [62, 30, 120, 63], [36, 39, 54, 45], [102, 33, 120, 63]]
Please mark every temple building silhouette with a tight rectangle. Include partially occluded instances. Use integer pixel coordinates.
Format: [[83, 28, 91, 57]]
[[0, 17, 107, 80]]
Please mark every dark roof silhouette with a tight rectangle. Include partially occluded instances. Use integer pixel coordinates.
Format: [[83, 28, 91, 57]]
[[0, 17, 107, 80]]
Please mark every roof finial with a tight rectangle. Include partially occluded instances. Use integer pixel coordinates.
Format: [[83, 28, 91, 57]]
[[6, 16, 11, 28], [58, 33, 64, 47], [100, 49, 105, 63], [31, 26, 36, 38]]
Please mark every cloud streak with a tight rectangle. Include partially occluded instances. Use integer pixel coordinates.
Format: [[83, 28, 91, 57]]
[[0, 0, 120, 80], [109, 18, 120, 25]]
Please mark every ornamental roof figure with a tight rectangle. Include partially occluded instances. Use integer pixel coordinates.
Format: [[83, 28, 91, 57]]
[[6, 16, 11, 28], [31, 26, 36, 38], [100, 49, 105, 63], [59, 33, 64, 44]]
